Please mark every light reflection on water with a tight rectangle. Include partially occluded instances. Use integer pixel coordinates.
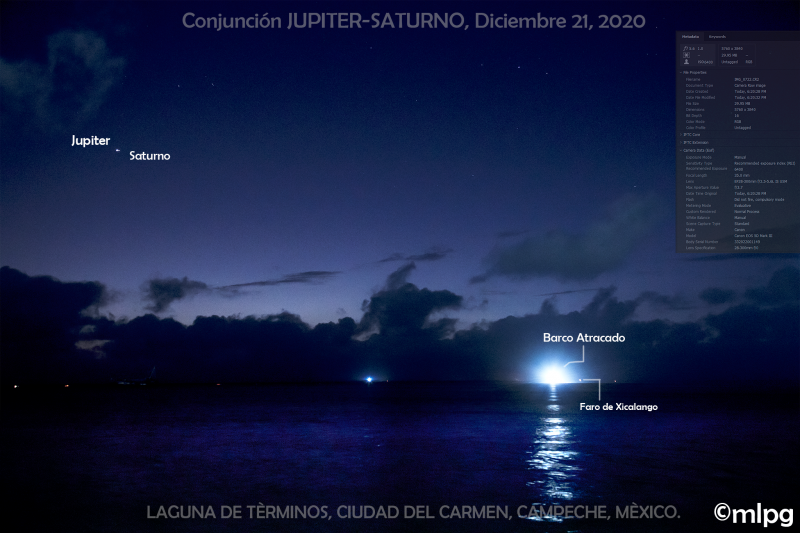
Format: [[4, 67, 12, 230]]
[[524, 385, 581, 522]]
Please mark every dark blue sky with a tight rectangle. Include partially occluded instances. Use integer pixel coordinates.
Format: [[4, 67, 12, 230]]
[[1, 1, 798, 384]]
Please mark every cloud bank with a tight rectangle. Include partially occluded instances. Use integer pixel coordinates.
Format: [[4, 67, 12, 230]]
[[2, 264, 797, 387]]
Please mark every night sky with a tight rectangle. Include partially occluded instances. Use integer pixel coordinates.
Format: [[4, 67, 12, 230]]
[[1, 1, 798, 385]]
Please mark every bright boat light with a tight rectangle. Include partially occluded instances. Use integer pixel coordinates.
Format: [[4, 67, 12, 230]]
[[540, 366, 567, 385]]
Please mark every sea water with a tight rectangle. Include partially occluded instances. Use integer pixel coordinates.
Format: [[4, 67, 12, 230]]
[[2, 382, 797, 532]]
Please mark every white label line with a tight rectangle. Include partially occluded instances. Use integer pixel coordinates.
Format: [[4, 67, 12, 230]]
[[564, 345, 585, 367]]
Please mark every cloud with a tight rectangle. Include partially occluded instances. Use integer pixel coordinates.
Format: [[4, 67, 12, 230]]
[[744, 266, 799, 305], [635, 291, 694, 311], [142, 270, 341, 312], [0, 266, 107, 327], [221, 271, 340, 289], [75, 339, 111, 358], [2, 265, 797, 386], [0, 266, 110, 383], [531, 288, 604, 297], [472, 194, 662, 282], [359, 263, 463, 336], [699, 287, 737, 305], [378, 247, 453, 263], [144, 277, 210, 313], [384, 262, 416, 291], [0, 30, 125, 133]]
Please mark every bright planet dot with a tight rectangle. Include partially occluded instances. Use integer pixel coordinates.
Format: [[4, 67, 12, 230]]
[[366, 377, 373, 383]]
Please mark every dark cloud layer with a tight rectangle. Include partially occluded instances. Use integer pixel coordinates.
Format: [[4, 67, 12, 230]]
[[699, 287, 737, 306], [144, 277, 209, 313], [359, 263, 463, 337], [222, 271, 340, 289], [472, 194, 662, 282], [0, 30, 125, 133], [744, 266, 800, 305], [1, 266, 108, 382], [378, 248, 453, 263], [143, 271, 341, 313], [635, 291, 694, 311], [531, 288, 604, 297], [1, 265, 797, 387]]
